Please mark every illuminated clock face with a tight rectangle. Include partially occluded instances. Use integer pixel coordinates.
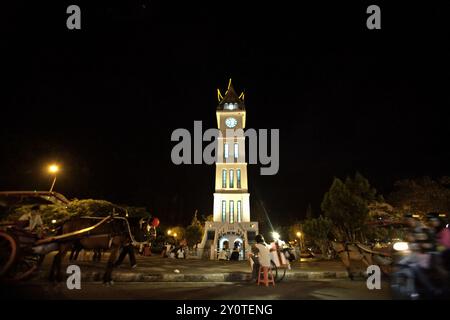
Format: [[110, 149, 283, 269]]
[[225, 117, 238, 128]]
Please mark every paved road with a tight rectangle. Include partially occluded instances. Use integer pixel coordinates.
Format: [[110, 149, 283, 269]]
[[1, 279, 391, 300]]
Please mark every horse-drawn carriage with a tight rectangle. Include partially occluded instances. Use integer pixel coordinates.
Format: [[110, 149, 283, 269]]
[[0, 215, 113, 282], [0, 191, 158, 284], [1, 214, 157, 284]]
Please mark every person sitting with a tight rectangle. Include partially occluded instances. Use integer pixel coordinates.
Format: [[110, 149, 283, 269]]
[[230, 243, 240, 261], [218, 241, 230, 260], [19, 205, 44, 236], [175, 239, 188, 259], [250, 235, 273, 281]]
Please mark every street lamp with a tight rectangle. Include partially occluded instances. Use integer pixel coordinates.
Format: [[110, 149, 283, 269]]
[[48, 164, 59, 193], [272, 231, 280, 241], [296, 231, 303, 254]]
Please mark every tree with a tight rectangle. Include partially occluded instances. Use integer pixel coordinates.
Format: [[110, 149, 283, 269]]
[[321, 173, 379, 242], [2, 199, 127, 227], [185, 225, 203, 248], [287, 222, 302, 241], [200, 213, 214, 223], [185, 211, 204, 248], [302, 215, 333, 258], [191, 210, 202, 227], [389, 176, 450, 217], [305, 204, 313, 219]]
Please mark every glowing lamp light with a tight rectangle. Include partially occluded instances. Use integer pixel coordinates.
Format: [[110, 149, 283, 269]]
[[296, 232, 301, 238], [48, 164, 59, 174], [51, 219, 57, 224], [393, 242, 409, 251], [173, 233, 177, 238], [272, 232, 280, 241], [167, 230, 172, 235]]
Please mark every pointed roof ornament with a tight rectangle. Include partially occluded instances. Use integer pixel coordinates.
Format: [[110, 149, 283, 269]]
[[217, 79, 245, 111], [217, 88, 223, 102], [225, 78, 238, 97]]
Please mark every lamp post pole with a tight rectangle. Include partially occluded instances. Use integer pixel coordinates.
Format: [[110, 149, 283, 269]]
[[49, 175, 57, 192], [296, 232, 303, 256], [48, 164, 59, 193]]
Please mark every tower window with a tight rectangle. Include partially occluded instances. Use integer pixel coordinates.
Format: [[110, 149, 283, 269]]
[[229, 200, 234, 223], [237, 169, 241, 188], [237, 200, 242, 222], [222, 169, 227, 188], [224, 143, 229, 160], [222, 200, 226, 222], [234, 143, 239, 159], [229, 169, 234, 188]]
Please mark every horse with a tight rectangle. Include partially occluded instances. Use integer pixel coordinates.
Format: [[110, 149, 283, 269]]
[[49, 216, 155, 284], [69, 245, 103, 262], [331, 241, 393, 280]]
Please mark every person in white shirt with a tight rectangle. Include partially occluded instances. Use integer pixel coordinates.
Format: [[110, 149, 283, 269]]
[[218, 241, 230, 260], [19, 205, 43, 234], [250, 234, 273, 280]]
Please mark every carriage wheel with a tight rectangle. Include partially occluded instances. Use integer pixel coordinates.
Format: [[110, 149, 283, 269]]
[[6, 253, 43, 282], [270, 260, 286, 283], [0, 231, 18, 278]]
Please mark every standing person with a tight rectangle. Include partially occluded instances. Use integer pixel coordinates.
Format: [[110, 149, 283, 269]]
[[114, 241, 137, 268], [162, 242, 172, 258]]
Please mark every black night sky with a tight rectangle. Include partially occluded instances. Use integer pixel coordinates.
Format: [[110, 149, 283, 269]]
[[3, 2, 450, 227]]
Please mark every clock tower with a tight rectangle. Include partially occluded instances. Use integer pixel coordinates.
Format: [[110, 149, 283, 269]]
[[198, 79, 258, 260]]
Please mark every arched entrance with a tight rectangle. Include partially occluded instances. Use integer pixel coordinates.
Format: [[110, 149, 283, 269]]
[[217, 232, 245, 260]]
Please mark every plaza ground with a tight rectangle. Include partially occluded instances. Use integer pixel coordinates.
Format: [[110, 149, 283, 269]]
[[0, 253, 392, 299], [2, 279, 391, 300], [34, 253, 354, 282]]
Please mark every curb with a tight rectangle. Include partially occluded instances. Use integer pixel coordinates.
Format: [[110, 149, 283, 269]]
[[35, 270, 350, 282]]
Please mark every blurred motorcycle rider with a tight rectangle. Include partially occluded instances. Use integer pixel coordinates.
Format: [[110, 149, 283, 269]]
[[400, 213, 446, 297], [430, 214, 450, 272]]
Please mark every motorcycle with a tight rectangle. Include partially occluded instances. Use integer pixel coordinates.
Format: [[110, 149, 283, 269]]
[[390, 241, 450, 299]]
